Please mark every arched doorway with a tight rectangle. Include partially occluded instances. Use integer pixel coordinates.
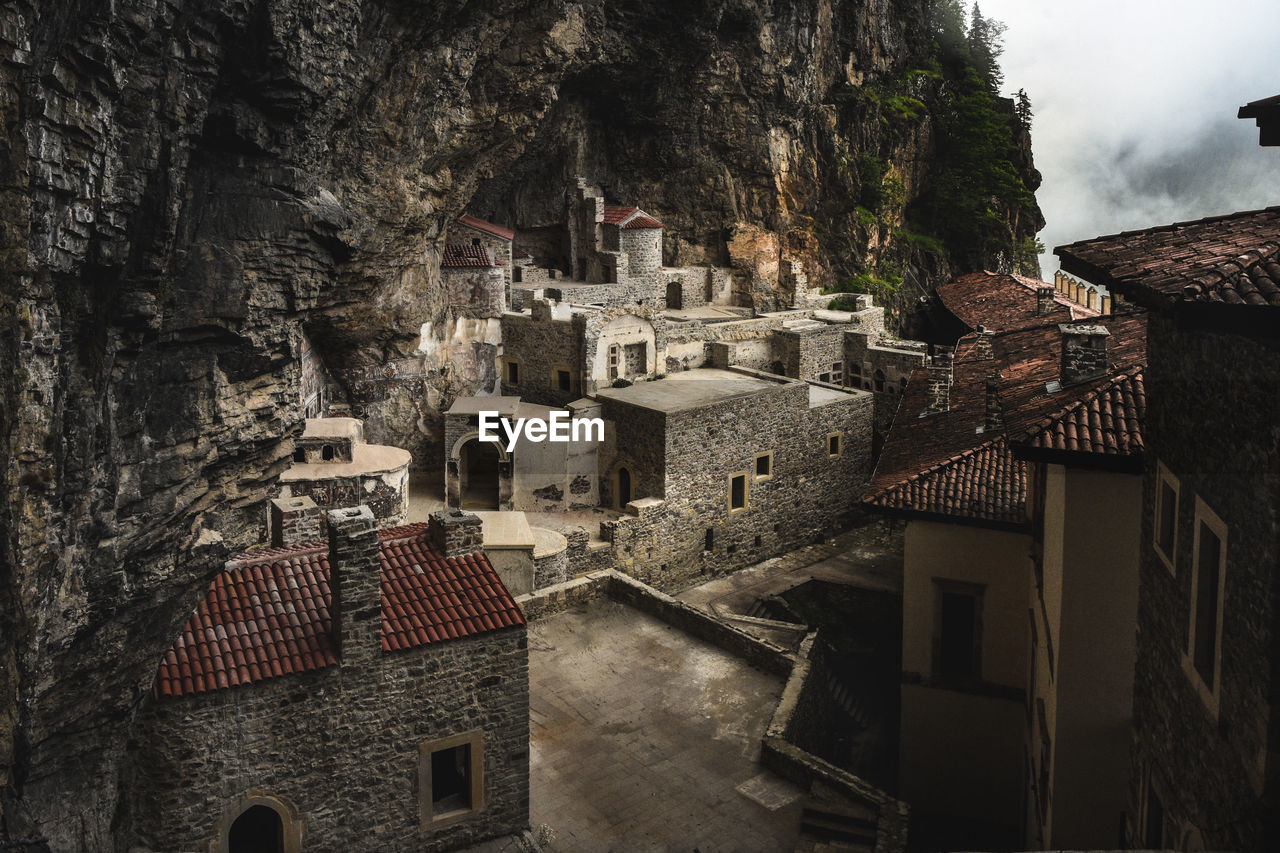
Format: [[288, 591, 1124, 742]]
[[665, 281, 682, 310], [614, 465, 633, 509], [228, 805, 283, 853], [460, 439, 501, 509]]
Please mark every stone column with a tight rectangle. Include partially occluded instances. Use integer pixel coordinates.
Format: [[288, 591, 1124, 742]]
[[327, 505, 382, 666], [270, 496, 323, 547], [429, 509, 484, 557], [926, 347, 954, 414]]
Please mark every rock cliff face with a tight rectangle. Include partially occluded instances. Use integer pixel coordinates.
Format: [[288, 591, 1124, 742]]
[[0, 0, 1039, 848]]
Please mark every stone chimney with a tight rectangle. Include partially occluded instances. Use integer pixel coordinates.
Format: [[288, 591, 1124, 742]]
[[327, 505, 382, 666], [270, 496, 323, 547], [1035, 286, 1055, 316], [1060, 324, 1111, 385], [985, 375, 1003, 432], [972, 327, 995, 360], [429, 509, 484, 557], [926, 346, 954, 414]]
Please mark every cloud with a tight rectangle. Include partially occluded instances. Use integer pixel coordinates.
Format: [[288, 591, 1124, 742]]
[[973, 0, 1280, 273]]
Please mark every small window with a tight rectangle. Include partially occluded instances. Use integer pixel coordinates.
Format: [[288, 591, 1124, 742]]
[[1155, 461, 1179, 572], [471, 237, 481, 246], [729, 472, 748, 512], [818, 372, 831, 383], [608, 344, 620, 381], [849, 362, 862, 378], [827, 432, 842, 457], [321, 444, 334, 461], [1184, 497, 1227, 715], [873, 369, 885, 393], [754, 452, 772, 480], [512, 266, 522, 283], [830, 361, 843, 384], [556, 369, 572, 392], [293, 447, 306, 463], [704, 528, 715, 551], [933, 580, 984, 681], [419, 731, 484, 828], [506, 360, 520, 385]]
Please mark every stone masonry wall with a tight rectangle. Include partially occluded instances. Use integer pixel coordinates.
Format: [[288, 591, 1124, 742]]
[[600, 372, 873, 590], [775, 323, 848, 381], [281, 464, 409, 528], [620, 227, 662, 285], [444, 266, 507, 319], [130, 628, 529, 853], [1125, 313, 1280, 852], [499, 311, 581, 406]]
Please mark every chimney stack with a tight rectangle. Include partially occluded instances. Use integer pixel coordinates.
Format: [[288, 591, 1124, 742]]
[[1035, 286, 1055, 316], [926, 346, 954, 414], [270, 496, 323, 547], [985, 375, 1004, 432], [972, 327, 995, 360], [327, 505, 381, 666], [1059, 324, 1111, 385], [429, 509, 484, 557]]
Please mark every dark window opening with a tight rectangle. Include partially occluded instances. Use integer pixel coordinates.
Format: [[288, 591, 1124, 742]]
[[754, 535, 762, 547], [228, 805, 284, 853], [1192, 523, 1221, 688], [705, 528, 715, 551], [828, 434, 841, 457], [507, 361, 519, 385], [557, 370, 572, 392], [293, 448, 305, 463], [431, 744, 472, 814], [727, 544, 737, 555], [756, 454, 771, 478], [513, 266, 522, 283], [873, 369, 885, 393], [936, 587, 981, 680], [471, 237, 481, 246], [818, 372, 831, 383], [321, 445, 334, 461], [730, 474, 747, 510], [1157, 479, 1177, 559], [616, 466, 632, 508]]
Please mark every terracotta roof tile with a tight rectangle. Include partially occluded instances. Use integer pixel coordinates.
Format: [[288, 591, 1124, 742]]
[[1020, 370, 1145, 458], [1056, 207, 1280, 307], [154, 524, 523, 700], [458, 214, 514, 241], [865, 313, 1147, 525], [622, 214, 663, 229], [602, 204, 663, 229], [937, 271, 1098, 333], [441, 244, 494, 268]]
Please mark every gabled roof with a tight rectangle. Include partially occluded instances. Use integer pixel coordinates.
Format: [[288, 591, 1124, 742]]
[[864, 313, 1148, 526], [936, 270, 1098, 333], [442, 244, 495, 268], [603, 203, 663, 229], [1056, 207, 1280, 308], [1018, 369, 1145, 460], [458, 213, 514, 241], [153, 524, 524, 699]]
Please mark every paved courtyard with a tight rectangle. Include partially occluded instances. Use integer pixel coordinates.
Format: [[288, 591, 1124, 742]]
[[528, 599, 805, 852]]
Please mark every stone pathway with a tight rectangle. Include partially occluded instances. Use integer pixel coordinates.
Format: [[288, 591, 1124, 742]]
[[528, 599, 805, 852]]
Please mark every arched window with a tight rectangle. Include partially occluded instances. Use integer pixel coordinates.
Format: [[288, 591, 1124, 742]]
[[615, 466, 633, 508], [228, 805, 283, 853]]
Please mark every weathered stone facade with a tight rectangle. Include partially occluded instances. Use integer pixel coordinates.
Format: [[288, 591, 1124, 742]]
[[280, 418, 412, 527], [1125, 312, 1280, 852]]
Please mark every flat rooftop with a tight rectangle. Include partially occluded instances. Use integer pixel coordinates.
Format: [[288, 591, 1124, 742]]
[[808, 383, 853, 407], [281, 442, 411, 481], [594, 368, 786, 413], [448, 396, 521, 416]]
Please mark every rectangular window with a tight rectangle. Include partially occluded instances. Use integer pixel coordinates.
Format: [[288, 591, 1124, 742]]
[[754, 452, 772, 480], [830, 361, 843, 384], [933, 580, 983, 681], [818, 372, 831, 383], [506, 360, 519, 385], [1155, 462, 1179, 571], [827, 432, 842, 457], [729, 472, 748, 512], [608, 344, 620, 381], [418, 731, 484, 828], [556, 369, 572, 392], [1185, 496, 1227, 715]]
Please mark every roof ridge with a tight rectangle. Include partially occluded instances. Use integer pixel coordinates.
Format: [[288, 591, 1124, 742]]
[[1067, 206, 1280, 247], [1018, 366, 1146, 444], [873, 434, 1009, 501]]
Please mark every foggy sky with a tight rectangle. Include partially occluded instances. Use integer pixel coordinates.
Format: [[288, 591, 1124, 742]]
[[975, 0, 1279, 277]]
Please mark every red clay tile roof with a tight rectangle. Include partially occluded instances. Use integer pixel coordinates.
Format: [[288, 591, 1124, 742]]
[[602, 204, 663, 229], [602, 204, 638, 225], [442, 244, 494, 268], [623, 214, 663, 230], [937, 271, 1098, 333], [1056, 207, 1280, 307], [864, 313, 1148, 525], [1019, 369, 1146, 458], [867, 437, 1026, 525], [458, 213, 514, 241], [154, 524, 523, 699]]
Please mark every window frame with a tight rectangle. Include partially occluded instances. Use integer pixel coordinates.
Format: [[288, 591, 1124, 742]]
[[728, 471, 749, 513], [1154, 460, 1179, 574], [754, 452, 773, 481], [1182, 496, 1227, 718], [504, 358, 520, 387], [552, 364, 574, 394], [827, 432, 842, 458], [418, 730, 485, 829], [830, 361, 844, 385]]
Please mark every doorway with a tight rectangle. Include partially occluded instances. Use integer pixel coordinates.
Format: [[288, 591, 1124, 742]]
[[615, 465, 633, 509], [666, 280, 682, 310], [460, 439, 501, 509], [228, 805, 284, 853]]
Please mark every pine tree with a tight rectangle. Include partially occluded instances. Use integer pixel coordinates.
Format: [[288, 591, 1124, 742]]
[[1014, 88, 1033, 132], [967, 5, 1006, 94]]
